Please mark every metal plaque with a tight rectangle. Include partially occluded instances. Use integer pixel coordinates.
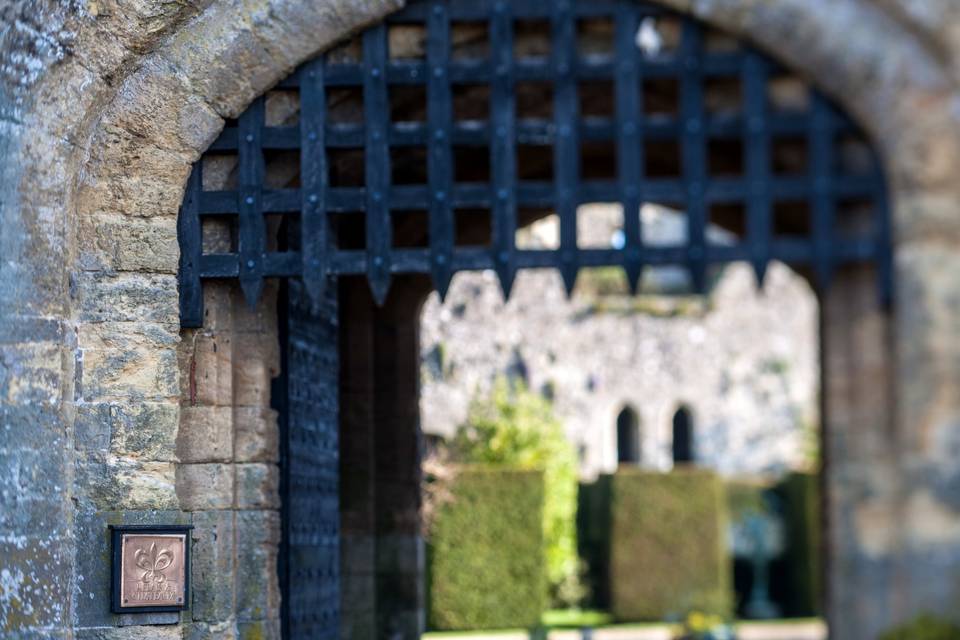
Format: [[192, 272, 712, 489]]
[[110, 525, 192, 614]]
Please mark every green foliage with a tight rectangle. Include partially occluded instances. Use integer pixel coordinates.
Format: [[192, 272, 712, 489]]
[[609, 469, 733, 622], [573, 267, 710, 317], [576, 266, 630, 297], [428, 467, 547, 630], [879, 614, 960, 640], [798, 417, 821, 471], [774, 472, 821, 617], [541, 609, 613, 629], [452, 378, 581, 605], [760, 357, 790, 376], [580, 296, 709, 318]]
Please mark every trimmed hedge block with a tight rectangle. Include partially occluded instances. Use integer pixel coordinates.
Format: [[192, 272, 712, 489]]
[[428, 466, 547, 630], [610, 468, 732, 621]]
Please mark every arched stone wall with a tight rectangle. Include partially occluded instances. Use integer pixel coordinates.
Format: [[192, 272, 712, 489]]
[[5, 0, 960, 638]]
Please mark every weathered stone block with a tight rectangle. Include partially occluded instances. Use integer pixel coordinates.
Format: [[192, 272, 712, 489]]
[[200, 283, 236, 333], [903, 488, 960, 548], [109, 401, 179, 461], [76, 626, 182, 639], [247, 0, 402, 97], [234, 406, 279, 463], [0, 535, 72, 632], [184, 620, 240, 640], [70, 0, 193, 64], [105, 57, 222, 155], [0, 314, 63, 346], [232, 332, 275, 408], [237, 619, 281, 640], [236, 463, 280, 510], [896, 244, 960, 456], [6, 630, 71, 640], [235, 510, 281, 622], [231, 282, 280, 337], [77, 323, 179, 402], [74, 403, 113, 454], [0, 495, 64, 538], [888, 92, 960, 191], [75, 130, 193, 219], [3, 444, 68, 505], [184, 333, 233, 407], [891, 545, 960, 624], [190, 510, 236, 623], [116, 611, 182, 626], [0, 341, 63, 408], [175, 463, 233, 511], [82, 214, 181, 274], [0, 419, 71, 536], [77, 458, 178, 511], [178, 406, 233, 463], [0, 406, 66, 463], [893, 191, 960, 245], [157, 3, 296, 118], [74, 271, 179, 324]]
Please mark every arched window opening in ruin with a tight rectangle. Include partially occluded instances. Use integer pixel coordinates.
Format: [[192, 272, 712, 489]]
[[617, 406, 642, 465], [673, 405, 694, 464]]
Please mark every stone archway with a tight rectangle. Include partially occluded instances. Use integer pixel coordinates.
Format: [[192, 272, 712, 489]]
[[6, 0, 960, 638]]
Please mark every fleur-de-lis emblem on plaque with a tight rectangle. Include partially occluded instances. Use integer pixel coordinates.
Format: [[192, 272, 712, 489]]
[[134, 542, 174, 584]]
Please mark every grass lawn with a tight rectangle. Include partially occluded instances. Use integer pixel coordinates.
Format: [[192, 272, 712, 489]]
[[541, 609, 613, 628], [424, 610, 672, 638], [735, 618, 823, 628], [423, 615, 825, 638], [424, 630, 528, 639]]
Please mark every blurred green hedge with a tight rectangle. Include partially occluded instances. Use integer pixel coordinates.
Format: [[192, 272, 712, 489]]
[[452, 378, 580, 605], [726, 479, 769, 523], [428, 466, 547, 630], [609, 468, 732, 621]]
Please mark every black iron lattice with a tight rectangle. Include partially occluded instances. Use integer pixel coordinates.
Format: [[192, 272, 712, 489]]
[[178, 0, 892, 328]]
